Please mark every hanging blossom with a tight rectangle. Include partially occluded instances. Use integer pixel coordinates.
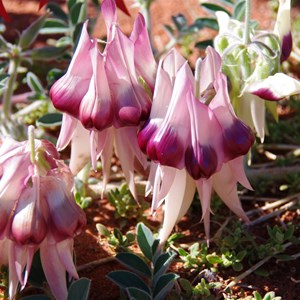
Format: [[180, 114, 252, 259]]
[[214, 0, 300, 141], [0, 127, 86, 300], [138, 47, 254, 243], [50, 0, 157, 199]]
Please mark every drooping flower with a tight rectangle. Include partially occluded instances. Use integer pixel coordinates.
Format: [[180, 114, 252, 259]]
[[139, 47, 254, 242], [50, 0, 156, 199], [274, 0, 292, 62], [214, 5, 300, 141], [0, 133, 86, 300]]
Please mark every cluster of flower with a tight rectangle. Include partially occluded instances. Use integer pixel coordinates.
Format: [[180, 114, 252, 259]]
[[0, 133, 86, 299], [50, 0, 157, 200], [1, 0, 300, 299]]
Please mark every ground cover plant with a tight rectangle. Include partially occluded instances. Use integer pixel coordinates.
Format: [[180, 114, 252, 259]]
[[0, 0, 300, 299]]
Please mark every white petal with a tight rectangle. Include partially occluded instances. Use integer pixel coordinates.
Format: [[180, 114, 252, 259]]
[[245, 73, 300, 101]]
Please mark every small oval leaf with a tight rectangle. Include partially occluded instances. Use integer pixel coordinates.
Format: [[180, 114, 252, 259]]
[[116, 253, 152, 278], [67, 278, 91, 300], [107, 270, 151, 294]]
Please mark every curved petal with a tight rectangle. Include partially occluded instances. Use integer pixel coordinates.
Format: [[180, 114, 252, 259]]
[[274, 0, 292, 62], [151, 165, 177, 214], [245, 73, 300, 101], [210, 74, 254, 161], [228, 156, 252, 191], [56, 114, 78, 151], [68, 122, 91, 175], [79, 44, 113, 131], [199, 46, 222, 93], [212, 163, 249, 222], [146, 62, 192, 168], [185, 90, 223, 179], [159, 169, 195, 243], [56, 238, 79, 279], [105, 27, 152, 127], [196, 178, 213, 239], [40, 239, 68, 300], [130, 13, 157, 92], [115, 127, 148, 200], [50, 22, 93, 117]]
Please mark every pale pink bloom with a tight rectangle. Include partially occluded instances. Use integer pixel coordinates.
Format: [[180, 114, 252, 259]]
[[0, 137, 86, 300], [138, 48, 253, 242]]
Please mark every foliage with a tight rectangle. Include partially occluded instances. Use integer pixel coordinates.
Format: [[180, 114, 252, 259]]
[[107, 223, 179, 299], [96, 223, 136, 253], [108, 183, 149, 222]]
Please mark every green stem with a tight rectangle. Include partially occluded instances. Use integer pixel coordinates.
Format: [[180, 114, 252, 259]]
[[243, 0, 251, 45], [3, 54, 20, 118], [28, 125, 36, 164]]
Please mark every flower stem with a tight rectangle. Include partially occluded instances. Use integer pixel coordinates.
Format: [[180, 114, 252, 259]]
[[141, 0, 157, 55], [243, 0, 251, 45], [3, 54, 20, 118], [28, 125, 36, 164]]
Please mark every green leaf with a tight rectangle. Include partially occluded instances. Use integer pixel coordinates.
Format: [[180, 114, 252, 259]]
[[206, 254, 223, 264], [0, 34, 10, 50], [196, 18, 219, 31], [153, 273, 179, 300], [178, 278, 192, 295], [177, 248, 188, 256], [67, 278, 91, 300], [201, 3, 231, 15], [116, 253, 152, 278], [114, 228, 124, 243], [136, 223, 154, 261], [254, 291, 263, 300], [36, 113, 62, 129], [171, 14, 187, 31], [30, 46, 68, 61], [96, 223, 110, 237], [164, 24, 174, 36], [195, 39, 214, 49], [232, 262, 243, 271], [19, 13, 50, 49], [46, 3, 68, 21], [127, 287, 152, 300], [275, 254, 295, 262], [70, 2, 86, 25], [107, 270, 151, 294], [153, 252, 176, 283], [233, 0, 246, 21], [40, 19, 69, 35], [236, 250, 247, 262], [56, 36, 73, 47], [47, 68, 65, 87], [26, 72, 44, 93], [68, 0, 77, 11]]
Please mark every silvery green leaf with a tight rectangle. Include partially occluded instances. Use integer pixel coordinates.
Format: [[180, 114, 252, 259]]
[[26, 72, 44, 93], [116, 253, 152, 278], [40, 18, 69, 35], [19, 13, 50, 49]]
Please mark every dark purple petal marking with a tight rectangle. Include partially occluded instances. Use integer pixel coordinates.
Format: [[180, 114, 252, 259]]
[[146, 125, 184, 168], [250, 88, 282, 101], [138, 120, 157, 153], [223, 119, 255, 161], [185, 144, 218, 180], [280, 32, 292, 63], [118, 106, 141, 125]]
